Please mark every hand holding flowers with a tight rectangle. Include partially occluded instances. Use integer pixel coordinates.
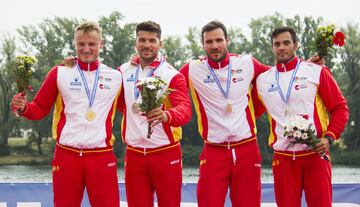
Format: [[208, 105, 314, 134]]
[[12, 56, 37, 118], [284, 115, 330, 161], [136, 76, 172, 139]]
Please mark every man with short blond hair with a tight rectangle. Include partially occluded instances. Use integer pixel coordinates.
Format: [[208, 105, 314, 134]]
[[12, 21, 122, 207]]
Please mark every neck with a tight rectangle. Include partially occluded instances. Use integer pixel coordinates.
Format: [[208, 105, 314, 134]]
[[277, 56, 295, 64], [140, 58, 155, 69]]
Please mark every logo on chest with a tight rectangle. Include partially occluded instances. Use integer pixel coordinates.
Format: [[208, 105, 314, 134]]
[[99, 83, 111, 90], [294, 84, 308, 90], [127, 73, 136, 82], [267, 82, 278, 92], [70, 76, 82, 86], [203, 75, 215, 83]]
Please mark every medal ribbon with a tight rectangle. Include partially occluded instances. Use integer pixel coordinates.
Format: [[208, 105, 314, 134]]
[[275, 59, 301, 104], [76, 62, 100, 109], [206, 59, 232, 100], [134, 55, 164, 100]]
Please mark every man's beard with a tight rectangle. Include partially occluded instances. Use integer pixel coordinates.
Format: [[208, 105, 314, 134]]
[[206, 50, 227, 62]]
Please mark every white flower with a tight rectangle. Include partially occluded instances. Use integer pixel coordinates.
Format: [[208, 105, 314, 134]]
[[146, 84, 156, 90], [293, 130, 302, 139], [301, 133, 308, 140], [145, 77, 156, 83]]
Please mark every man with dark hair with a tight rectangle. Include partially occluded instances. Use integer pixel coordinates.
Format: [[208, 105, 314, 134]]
[[179, 20, 269, 207], [255, 26, 349, 207], [12, 21, 122, 207], [118, 20, 192, 207]]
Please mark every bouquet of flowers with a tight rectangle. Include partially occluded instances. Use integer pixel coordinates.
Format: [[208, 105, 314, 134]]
[[313, 24, 346, 58], [14, 56, 37, 93], [284, 115, 330, 160], [136, 76, 171, 139]]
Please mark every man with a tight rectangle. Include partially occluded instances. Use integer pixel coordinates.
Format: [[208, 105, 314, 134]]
[[118, 21, 191, 207], [255, 26, 349, 207], [11, 21, 122, 207], [179, 20, 269, 207]]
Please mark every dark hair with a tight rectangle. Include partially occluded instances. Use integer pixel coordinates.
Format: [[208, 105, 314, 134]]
[[136, 21, 162, 39], [201, 20, 227, 44], [271, 26, 297, 44]]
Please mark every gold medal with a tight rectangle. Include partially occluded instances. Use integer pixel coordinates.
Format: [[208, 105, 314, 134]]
[[226, 103, 232, 113], [131, 102, 140, 114], [86, 110, 96, 121]]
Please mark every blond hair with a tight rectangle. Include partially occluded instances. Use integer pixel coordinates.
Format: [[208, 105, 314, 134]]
[[74, 21, 102, 40]]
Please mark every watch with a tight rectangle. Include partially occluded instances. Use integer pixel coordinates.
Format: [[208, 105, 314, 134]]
[[325, 136, 334, 145]]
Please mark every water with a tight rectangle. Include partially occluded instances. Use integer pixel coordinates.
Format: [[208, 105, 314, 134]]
[[0, 165, 359, 183]]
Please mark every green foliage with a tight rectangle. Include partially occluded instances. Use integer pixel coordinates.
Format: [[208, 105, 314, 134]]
[[338, 23, 360, 150], [162, 36, 188, 69], [99, 11, 136, 67], [0, 36, 17, 156], [0, 11, 358, 165], [182, 144, 202, 167]]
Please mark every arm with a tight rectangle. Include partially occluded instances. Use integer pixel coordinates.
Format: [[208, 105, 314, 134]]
[[164, 73, 192, 127], [147, 73, 192, 127], [12, 67, 59, 120], [252, 57, 271, 81], [313, 66, 349, 154], [251, 80, 267, 118], [115, 66, 125, 112], [318, 66, 349, 140]]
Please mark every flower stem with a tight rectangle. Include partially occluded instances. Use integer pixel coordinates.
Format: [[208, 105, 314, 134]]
[[147, 122, 152, 139]]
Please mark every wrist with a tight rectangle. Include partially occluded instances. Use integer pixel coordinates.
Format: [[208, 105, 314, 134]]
[[325, 135, 334, 146]]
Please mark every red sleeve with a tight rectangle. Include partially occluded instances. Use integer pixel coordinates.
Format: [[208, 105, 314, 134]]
[[115, 66, 125, 112], [21, 66, 59, 120], [179, 63, 190, 89], [165, 73, 192, 127], [251, 81, 266, 118], [318, 67, 349, 140], [252, 57, 270, 82]]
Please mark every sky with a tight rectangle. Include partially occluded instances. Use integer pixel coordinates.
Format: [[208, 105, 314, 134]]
[[0, 0, 359, 42]]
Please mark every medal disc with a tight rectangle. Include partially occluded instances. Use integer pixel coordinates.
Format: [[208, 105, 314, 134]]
[[86, 110, 96, 121], [131, 102, 140, 114], [226, 103, 232, 113]]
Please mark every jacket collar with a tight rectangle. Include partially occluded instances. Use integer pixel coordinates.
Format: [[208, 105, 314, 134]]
[[76, 58, 100, 71], [205, 52, 230, 69], [130, 54, 164, 69], [275, 56, 299, 72]]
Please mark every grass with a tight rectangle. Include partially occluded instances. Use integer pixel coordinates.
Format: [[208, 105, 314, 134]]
[[0, 137, 53, 165]]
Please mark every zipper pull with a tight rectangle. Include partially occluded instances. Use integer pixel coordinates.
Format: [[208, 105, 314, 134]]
[[292, 150, 295, 161], [80, 148, 83, 157], [227, 141, 230, 150]]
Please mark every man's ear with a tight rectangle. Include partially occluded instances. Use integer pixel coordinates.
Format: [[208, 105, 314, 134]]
[[294, 42, 299, 51]]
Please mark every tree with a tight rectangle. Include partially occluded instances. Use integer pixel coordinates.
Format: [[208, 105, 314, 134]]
[[162, 36, 188, 69], [99, 11, 136, 67], [185, 27, 204, 59], [338, 23, 360, 150], [0, 36, 17, 155]]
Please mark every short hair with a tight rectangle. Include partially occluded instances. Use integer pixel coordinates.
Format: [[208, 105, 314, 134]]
[[74, 21, 102, 40], [136, 21, 162, 39], [201, 20, 228, 44], [271, 26, 297, 44]]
